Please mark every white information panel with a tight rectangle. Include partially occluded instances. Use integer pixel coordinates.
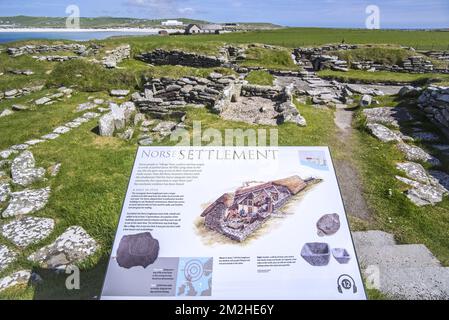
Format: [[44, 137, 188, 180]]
[[101, 147, 366, 300]]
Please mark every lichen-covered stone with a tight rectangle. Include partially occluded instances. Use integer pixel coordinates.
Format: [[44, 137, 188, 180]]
[[0, 270, 31, 292], [397, 143, 441, 167], [366, 123, 402, 142], [0, 245, 17, 272], [28, 226, 98, 269], [1, 217, 55, 248], [2, 187, 51, 218], [11, 151, 45, 187]]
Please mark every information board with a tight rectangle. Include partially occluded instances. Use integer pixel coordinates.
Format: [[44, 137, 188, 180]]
[[101, 147, 366, 300]]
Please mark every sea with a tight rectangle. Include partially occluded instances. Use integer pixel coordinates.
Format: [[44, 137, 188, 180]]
[[0, 31, 158, 44]]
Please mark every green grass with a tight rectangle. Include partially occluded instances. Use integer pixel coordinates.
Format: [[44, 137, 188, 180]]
[[318, 69, 449, 85], [119, 59, 236, 79], [160, 28, 449, 50], [331, 47, 415, 66], [0, 53, 53, 91], [46, 59, 140, 92], [240, 47, 297, 70], [245, 70, 275, 86]]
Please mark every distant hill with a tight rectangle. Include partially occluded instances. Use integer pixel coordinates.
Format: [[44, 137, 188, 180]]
[[0, 16, 282, 29]]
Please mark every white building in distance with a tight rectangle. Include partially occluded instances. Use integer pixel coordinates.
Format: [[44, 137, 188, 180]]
[[161, 20, 184, 26]]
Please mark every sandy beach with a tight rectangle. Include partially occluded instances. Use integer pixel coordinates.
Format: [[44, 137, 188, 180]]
[[0, 27, 182, 33]]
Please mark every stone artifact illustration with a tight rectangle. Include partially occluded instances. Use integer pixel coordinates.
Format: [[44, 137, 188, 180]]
[[200, 175, 321, 242], [316, 213, 341, 236], [301, 242, 331, 266], [116, 232, 159, 269], [332, 248, 351, 264]]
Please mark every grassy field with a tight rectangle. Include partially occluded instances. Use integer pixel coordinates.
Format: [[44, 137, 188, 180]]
[[318, 69, 449, 85], [244, 70, 275, 85], [239, 46, 297, 70]]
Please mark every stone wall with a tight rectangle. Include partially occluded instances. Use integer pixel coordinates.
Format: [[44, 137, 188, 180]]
[[418, 86, 449, 132], [0, 85, 44, 101], [7, 44, 95, 57], [132, 73, 238, 119], [102, 45, 131, 68], [136, 49, 226, 68]]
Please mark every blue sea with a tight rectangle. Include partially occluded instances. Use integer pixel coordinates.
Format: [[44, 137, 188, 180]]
[[0, 31, 158, 43]]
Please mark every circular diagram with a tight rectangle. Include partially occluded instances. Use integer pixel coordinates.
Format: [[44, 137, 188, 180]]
[[184, 259, 204, 282]]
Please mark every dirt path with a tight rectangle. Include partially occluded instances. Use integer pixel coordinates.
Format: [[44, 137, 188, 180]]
[[333, 104, 372, 221]]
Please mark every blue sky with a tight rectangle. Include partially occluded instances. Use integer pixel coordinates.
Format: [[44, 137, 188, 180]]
[[0, 0, 448, 28]]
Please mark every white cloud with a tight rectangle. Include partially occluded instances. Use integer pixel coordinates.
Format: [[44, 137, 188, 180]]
[[178, 7, 195, 15]]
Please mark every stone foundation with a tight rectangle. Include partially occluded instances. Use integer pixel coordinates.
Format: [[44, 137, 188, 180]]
[[136, 49, 226, 68], [418, 86, 449, 134]]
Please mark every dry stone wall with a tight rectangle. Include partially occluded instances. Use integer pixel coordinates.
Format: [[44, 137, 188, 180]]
[[418, 86, 449, 132], [136, 49, 226, 68]]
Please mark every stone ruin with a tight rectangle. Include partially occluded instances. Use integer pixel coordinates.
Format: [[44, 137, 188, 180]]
[[418, 86, 449, 135], [6, 44, 93, 57], [102, 45, 131, 68], [293, 45, 449, 74], [136, 49, 227, 68], [131, 72, 307, 127]]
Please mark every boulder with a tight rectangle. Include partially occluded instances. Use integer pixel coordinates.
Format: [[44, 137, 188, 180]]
[[396, 176, 445, 206], [35, 97, 52, 105], [1, 217, 55, 248], [28, 226, 98, 269], [0, 149, 18, 159], [2, 187, 51, 218], [399, 85, 421, 97], [98, 112, 115, 137], [110, 104, 126, 130], [0, 109, 14, 118]]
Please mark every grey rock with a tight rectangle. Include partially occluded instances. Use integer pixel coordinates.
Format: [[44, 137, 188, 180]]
[[0, 245, 17, 272], [396, 162, 443, 188], [110, 104, 126, 130], [11, 104, 29, 111], [133, 113, 146, 126], [428, 170, 449, 192], [399, 85, 421, 97], [0, 183, 11, 202], [359, 94, 372, 107], [316, 213, 340, 236], [395, 176, 445, 206], [110, 89, 130, 97], [0, 109, 14, 117], [93, 99, 104, 105], [117, 128, 134, 141], [301, 242, 330, 266], [0, 270, 31, 292], [397, 143, 441, 166], [11, 151, 45, 187], [366, 123, 402, 142], [411, 132, 440, 142], [152, 121, 177, 136], [332, 248, 351, 264], [98, 112, 115, 137], [41, 133, 60, 140], [1, 217, 55, 248], [24, 139, 45, 146], [363, 107, 414, 127], [28, 226, 98, 269], [2, 187, 51, 218], [35, 97, 52, 105], [76, 102, 97, 112], [0, 149, 18, 159], [10, 144, 29, 151], [82, 112, 100, 120], [53, 126, 71, 134], [138, 138, 153, 146]]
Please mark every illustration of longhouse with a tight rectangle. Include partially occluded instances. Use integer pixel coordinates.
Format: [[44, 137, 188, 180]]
[[200, 175, 320, 241]]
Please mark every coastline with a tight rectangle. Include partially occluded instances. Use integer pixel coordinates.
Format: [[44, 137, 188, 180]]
[[0, 27, 182, 33]]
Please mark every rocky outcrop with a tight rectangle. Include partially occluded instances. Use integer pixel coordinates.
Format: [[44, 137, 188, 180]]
[[137, 49, 226, 68], [418, 86, 449, 133], [102, 45, 131, 68]]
